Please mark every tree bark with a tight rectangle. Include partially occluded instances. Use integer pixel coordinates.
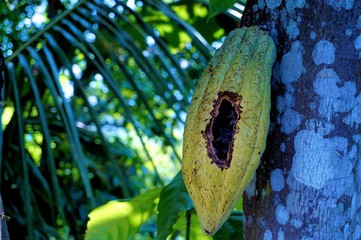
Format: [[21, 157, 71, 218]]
[[240, 1, 361, 239], [0, 195, 10, 240]]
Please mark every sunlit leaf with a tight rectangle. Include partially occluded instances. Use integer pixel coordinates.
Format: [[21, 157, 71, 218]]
[[1, 106, 14, 130], [85, 188, 161, 240]]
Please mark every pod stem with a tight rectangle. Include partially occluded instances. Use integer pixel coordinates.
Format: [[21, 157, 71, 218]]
[[185, 209, 191, 240]]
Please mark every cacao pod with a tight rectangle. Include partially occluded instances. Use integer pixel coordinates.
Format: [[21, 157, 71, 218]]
[[182, 26, 276, 235]]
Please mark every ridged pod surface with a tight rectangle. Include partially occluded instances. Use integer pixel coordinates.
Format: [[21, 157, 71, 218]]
[[182, 26, 276, 235]]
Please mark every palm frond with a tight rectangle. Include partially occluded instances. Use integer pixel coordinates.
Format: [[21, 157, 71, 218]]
[[1, 0, 245, 238]]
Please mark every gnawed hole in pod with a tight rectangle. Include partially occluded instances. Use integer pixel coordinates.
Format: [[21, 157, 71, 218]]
[[203, 91, 241, 169], [212, 99, 237, 161]]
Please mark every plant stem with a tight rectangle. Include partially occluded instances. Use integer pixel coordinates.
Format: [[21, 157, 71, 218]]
[[186, 210, 191, 240]]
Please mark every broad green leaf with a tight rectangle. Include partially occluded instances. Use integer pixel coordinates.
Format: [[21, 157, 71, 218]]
[[157, 171, 192, 240], [212, 211, 244, 240], [208, 0, 237, 19], [85, 188, 161, 240]]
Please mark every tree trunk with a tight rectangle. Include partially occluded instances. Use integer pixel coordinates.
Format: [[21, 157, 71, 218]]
[[240, 1, 361, 239], [0, 195, 10, 240]]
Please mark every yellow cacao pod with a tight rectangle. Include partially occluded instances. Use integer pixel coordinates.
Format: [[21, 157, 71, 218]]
[[182, 26, 276, 235]]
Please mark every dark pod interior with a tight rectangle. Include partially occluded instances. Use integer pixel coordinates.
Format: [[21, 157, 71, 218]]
[[203, 91, 241, 169], [212, 99, 238, 161]]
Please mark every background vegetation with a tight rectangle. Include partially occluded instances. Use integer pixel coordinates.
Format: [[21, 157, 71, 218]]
[[0, 0, 245, 239]]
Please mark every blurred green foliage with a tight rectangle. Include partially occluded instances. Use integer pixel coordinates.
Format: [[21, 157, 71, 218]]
[[0, 0, 244, 239]]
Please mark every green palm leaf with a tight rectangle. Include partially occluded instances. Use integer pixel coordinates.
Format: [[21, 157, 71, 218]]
[[1, 0, 245, 238]]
